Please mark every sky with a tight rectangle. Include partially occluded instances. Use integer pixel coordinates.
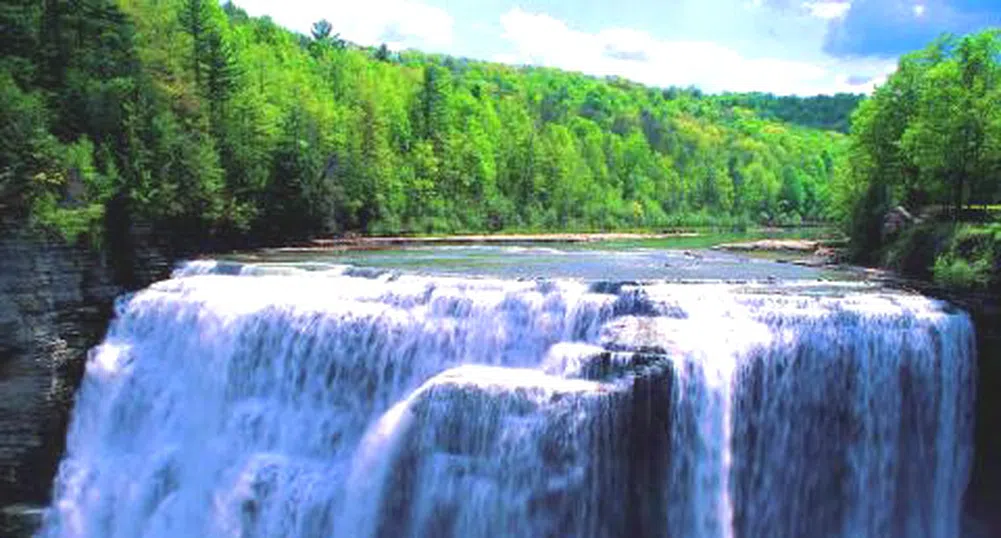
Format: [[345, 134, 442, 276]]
[[231, 0, 1001, 96]]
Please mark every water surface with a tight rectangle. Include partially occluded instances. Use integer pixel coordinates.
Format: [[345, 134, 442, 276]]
[[225, 241, 846, 282]]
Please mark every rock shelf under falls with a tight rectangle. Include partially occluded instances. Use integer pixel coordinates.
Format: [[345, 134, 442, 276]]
[[40, 261, 975, 538]]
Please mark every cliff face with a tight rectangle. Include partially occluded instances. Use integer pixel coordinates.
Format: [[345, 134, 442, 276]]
[[0, 234, 118, 507], [959, 295, 1001, 537], [0, 227, 172, 514]]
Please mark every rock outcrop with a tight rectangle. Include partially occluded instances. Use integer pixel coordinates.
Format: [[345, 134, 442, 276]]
[[0, 232, 119, 507], [882, 205, 920, 239], [0, 223, 173, 523]]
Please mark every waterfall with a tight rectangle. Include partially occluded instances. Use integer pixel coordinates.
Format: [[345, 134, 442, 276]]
[[40, 261, 975, 538]]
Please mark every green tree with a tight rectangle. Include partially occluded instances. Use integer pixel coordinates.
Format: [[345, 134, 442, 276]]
[[5, 0, 855, 245], [837, 29, 1001, 257], [178, 0, 208, 85]]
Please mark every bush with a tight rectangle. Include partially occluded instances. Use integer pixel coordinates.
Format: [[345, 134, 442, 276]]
[[31, 196, 105, 245], [883, 223, 955, 280], [926, 223, 1001, 290], [0, 72, 59, 217], [933, 254, 991, 289]]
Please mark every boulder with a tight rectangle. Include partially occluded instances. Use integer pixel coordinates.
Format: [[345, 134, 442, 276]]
[[882, 205, 920, 239]]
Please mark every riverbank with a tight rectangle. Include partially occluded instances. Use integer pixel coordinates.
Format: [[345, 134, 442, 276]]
[[290, 231, 701, 251], [881, 223, 1001, 292], [264, 227, 838, 253]]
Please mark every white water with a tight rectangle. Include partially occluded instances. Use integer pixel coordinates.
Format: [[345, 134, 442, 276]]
[[40, 260, 975, 538]]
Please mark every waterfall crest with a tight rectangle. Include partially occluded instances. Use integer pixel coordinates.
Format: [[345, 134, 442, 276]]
[[41, 261, 975, 538]]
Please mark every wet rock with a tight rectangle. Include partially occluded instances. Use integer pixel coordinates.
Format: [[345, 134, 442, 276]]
[[0, 504, 44, 538], [0, 225, 171, 509], [713, 239, 820, 253], [883, 205, 920, 239], [542, 342, 668, 381]]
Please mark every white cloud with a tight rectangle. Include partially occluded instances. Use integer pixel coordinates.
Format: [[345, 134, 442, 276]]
[[803, 1, 852, 20], [913, 4, 927, 17], [497, 8, 879, 95], [233, 0, 453, 51]]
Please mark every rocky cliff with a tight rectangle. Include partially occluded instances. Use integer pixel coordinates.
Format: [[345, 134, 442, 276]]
[[0, 232, 118, 507], [0, 224, 173, 536]]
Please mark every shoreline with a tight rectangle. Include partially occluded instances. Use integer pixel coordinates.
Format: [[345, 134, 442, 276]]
[[274, 232, 702, 252]]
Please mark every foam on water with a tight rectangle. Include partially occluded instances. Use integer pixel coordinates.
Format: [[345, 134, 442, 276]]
[[40, 260, 975, 538]]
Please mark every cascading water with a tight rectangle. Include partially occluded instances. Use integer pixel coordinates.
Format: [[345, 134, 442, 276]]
[[39, 259, 975, 538]]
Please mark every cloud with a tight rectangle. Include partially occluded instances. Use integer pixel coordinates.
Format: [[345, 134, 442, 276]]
[[603, 46, 651, 62], [497, 8, 885, 95], [845, 73, 874, 85], [821, 0, 1001, 57], [232, 0, 453, 51], [602, 30, 656, 62], [804, 1, 852, 19]]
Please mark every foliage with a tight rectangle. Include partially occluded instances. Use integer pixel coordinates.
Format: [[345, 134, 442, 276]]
[[0, 71, 56, 216], [2, 0, 852, 246], [31, 196, 106, 244], [933, 254, 992, 289], [880, 221, 1001, 290], [883, 223, 956, 279], [714, 92, 864, 133], [836, 30, 1001, 257], [932, 224, 1001, 289]]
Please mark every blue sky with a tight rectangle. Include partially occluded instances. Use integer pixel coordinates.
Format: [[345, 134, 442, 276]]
[[232, 0, 1001, 95]]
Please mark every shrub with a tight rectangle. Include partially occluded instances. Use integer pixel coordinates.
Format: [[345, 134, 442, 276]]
[[883, 224, 955, 280], [929, 223, 1001, 290], [31, 195, 105, 245], [933, 254, 991, 289]]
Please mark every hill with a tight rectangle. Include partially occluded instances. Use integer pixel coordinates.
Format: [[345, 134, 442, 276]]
[[0, 0, 855, 244]]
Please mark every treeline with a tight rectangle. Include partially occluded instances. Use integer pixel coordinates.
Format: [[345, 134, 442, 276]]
[[836, 29, 1001, 260], [1, 0, 850, 245], [714, 93, 863, 133]]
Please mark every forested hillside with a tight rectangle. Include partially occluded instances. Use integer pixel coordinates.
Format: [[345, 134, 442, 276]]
[[1, 0, 852, 245], [714, 93, 863, 133]]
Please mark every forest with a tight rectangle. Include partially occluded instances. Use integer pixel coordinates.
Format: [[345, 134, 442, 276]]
[[1, 0, 858, 246], [835, 29, 1001, 289]]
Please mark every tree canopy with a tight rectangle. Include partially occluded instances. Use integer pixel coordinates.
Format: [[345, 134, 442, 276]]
[[1, 0, 853, 246], [834, 29, 1001, 258]]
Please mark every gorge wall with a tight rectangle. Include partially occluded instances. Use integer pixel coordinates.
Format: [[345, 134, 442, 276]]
[[918, 286, 1001, 537], [0, 224, 173, 535]]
